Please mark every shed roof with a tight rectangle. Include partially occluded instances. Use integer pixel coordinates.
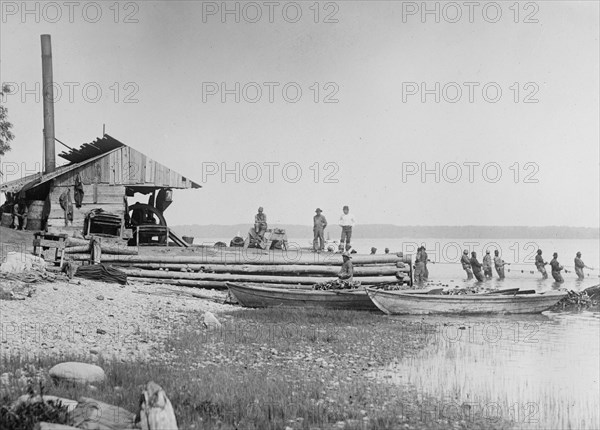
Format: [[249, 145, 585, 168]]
[[1, 134, 201, 193]]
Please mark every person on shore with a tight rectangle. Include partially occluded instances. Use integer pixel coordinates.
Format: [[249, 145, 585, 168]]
[[338, 251, 354, 282], [338, 205, 356, 251], [20, 203, 28, 230], [244, 206, 268, 249], [482, 250, 493, 278], [312, 208, 328, 252], [12, 201, 20, 230], [574, 252, 592, 281], [470, 251, 485, 282], [535, 249, 548, 279], [493, 250, 509, 279], [421, 246, 431, 280], [384, 248, 389, 254], [461, 250, 473, 280], [550, 253, 564, 283], [370, 247, 377, 255], [414, 247, 425, 283]]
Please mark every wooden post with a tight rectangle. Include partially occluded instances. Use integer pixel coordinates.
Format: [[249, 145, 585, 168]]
[[41, 35, 56, 174]]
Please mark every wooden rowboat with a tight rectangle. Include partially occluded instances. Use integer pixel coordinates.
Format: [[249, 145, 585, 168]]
[[364, 287, 567, 315], [226, 282, 379, 311]]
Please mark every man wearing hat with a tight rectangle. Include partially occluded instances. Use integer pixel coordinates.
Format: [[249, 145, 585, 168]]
[[313, 208, 328, 252], [574, 252, 592, 281], [244, 206, 268, 249], [535, 249, 548, 279], [338, 251, 354, 281], [461, 250, 473, 280], [549, 252, 564, 283], [482, 250, 493, 279], [494, 250, 509, 279]]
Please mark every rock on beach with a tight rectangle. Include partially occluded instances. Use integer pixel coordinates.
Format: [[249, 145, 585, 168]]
[[49, 362, 106, 384]]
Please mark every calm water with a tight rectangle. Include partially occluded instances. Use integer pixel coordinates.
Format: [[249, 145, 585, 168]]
[[194, 236, 600, 429], [374, 312, 600, 429]]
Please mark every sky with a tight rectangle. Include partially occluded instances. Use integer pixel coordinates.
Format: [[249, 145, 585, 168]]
[[1, 1, 598, 228]]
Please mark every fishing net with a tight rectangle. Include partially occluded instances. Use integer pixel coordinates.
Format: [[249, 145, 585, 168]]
[[312, 279, 362, 290]]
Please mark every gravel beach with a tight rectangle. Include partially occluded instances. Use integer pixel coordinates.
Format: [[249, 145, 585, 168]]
[[0, 279, 231, 362]]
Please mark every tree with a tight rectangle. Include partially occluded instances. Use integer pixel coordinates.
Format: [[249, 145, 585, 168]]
[[0, 84, 15, 156]]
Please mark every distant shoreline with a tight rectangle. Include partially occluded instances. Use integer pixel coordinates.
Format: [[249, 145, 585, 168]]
[[172, 224, 600, 240]]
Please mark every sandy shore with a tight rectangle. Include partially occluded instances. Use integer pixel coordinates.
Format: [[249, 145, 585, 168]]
[[1, 279, 232, 362]]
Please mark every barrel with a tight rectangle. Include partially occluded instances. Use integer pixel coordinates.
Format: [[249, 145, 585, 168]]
[[26, 200, 45, 231], [1, 213, 12, 227]]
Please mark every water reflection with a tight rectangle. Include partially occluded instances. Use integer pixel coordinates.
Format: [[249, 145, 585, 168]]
[[376, 312, 600, 429]]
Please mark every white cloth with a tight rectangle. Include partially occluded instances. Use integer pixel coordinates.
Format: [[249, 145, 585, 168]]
[[338, 213, 356, 227], [0, 252, 46, 273]]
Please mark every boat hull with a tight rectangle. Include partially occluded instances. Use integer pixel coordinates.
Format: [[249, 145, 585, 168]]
[[227, 282, 379, 311], [365, 288, 567, 315]]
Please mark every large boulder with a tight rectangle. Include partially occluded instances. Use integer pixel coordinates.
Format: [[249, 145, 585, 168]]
[[49, 362, 105, 385]]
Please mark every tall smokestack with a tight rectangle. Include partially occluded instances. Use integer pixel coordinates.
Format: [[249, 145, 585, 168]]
[[41, 34, 56, 173]]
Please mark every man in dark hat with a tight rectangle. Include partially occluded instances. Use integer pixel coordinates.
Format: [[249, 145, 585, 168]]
[[535, 249, 548, 279], [313, 208, 327, 252], [550, 253, 564, 283], [461, 249, 473, 280], [574, 252, 592, 281], [338, 251, 354, 281], [482, 250, 493, 278], [494, 250, 509, 279], [414, 246, 425, 283], [244, 206, 268, 249]]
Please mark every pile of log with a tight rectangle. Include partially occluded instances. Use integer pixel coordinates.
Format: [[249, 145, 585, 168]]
[[67, 250, 412, 290], [63, 237, 138, 261]]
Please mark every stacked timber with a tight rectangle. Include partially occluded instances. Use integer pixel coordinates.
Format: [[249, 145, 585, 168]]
[[64, 237, 138, 259], [67, 250, 412, 289]]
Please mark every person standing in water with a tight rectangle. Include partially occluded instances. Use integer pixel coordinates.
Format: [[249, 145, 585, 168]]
[[470, 251, 485, 282], [421, 246, 431, 280], [574, 252, 592, 281], [461, 250, 473, 280], [414, 247, 425, 283], [493, 250, 509, 279], [482, 250, 493, 279], [535, 249, 548, 279], [549, 252, 564, 283]]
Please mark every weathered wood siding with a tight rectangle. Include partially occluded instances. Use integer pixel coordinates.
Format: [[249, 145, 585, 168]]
[[46, 183, 126, 231]]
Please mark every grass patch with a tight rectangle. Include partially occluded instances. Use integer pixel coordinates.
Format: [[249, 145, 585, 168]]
[[1, 308, 511, 429]]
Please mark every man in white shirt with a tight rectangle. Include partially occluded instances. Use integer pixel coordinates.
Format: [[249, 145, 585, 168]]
[[338, 205, 356, 251]]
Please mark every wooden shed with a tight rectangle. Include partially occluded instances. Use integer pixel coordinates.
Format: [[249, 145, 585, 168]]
[[1, 134, 200, 240]]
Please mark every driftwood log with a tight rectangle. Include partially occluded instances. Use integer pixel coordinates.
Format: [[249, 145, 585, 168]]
[[131, 277, 311, 289], [64, 253, 408, 266], [70, 396, 136, 429], [64, 244, 138, 255], [112, 262, 408, 276], [120, 268, 404, 285]]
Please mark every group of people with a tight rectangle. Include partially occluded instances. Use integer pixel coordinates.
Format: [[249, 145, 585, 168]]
[[414, 246, 431, 283], [461, 250, 509, 282], [534, 250, 593, 282], [457, 249, 593, 283], [312, 205, 356, 253]]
